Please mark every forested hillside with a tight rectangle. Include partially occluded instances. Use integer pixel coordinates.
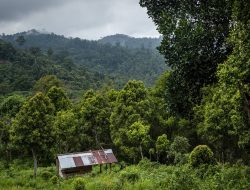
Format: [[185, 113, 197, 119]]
[[0, 39, 111, 98], [98, 34, 162, 49], [1, 30, 166, 87]]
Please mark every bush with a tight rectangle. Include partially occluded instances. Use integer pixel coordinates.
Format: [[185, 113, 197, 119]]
[[173, 153, 189, 165], [170, 136, 190, 154], [50, 175, 58, 184], [41, 171, 53, 180], [189, 145, 214, 167], [138, 158, 160, 169], [119, 167, 140, 183], [73, 178, 86, 190], [88, 179, 121, 190]]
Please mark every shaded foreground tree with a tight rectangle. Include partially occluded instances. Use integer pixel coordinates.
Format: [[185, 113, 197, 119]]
[[194, 0, 250, 163], [110, 80, 150, 162], [155, 134, 169, 162], [11, 93, 55, 177], [54, 110, 79, 153], [79, 89, 113, 149], [140, 0, 233, 116], [126, 121, 151, 159]]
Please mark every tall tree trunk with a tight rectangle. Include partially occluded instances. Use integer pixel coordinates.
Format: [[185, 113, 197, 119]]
[[139, 144, 144, 159], [93, 126, 99, 148], [31, 148, 37, 178], [238, 82, 250, 124]]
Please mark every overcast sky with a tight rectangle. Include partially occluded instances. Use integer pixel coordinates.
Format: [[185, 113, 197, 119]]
[[0, 0, 160, 40]]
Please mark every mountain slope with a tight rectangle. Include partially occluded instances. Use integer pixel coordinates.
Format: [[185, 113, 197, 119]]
[[1, 30, 167, 87], [98, 34, 162, 49], [0, 39, 111, 97]]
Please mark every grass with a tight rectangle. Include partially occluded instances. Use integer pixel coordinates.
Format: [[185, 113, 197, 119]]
[[0, 159, 249, 190]]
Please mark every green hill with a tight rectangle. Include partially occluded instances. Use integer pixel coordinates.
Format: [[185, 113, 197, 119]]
[[98, 34, 162, 49], [0, 30, 167, 87], [0, 39, 111, 97]]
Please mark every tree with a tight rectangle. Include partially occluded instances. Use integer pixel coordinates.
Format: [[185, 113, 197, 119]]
[[29, 47, 41, 68], [194, 0, 250, 163], [29, 47, 41, 56], [0, 95, 25, 117], [47, 86, 71, 113], [169, 136, 190, 164], [16, 35, 25, 46], [0, 119, 11, 163], [140, 0, 233, 116], [54, 110, 78, 153], [126, 121, 151, 159], [34, 75, 63, 93], [194, 85, 244, 162], [110, 80, 149, 161], [147, 72, 171, 139], [170, 136, 190, 154], [79, 89, 112, 149], [11, 92, 55, 177], [0, 39, 16, 61], [155, 134, 170, 162], [189, 145, 214, 167], [47, 47, 53, 57]]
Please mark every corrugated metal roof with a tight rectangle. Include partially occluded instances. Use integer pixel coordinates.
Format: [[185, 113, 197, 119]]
[[57, 149, 118, 170], [58, 157, 76, 169]]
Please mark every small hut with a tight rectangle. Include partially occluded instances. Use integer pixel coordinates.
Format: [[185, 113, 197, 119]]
[[56, 149, 118, 178]]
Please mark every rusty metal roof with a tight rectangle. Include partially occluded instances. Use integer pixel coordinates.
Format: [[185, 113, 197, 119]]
[[57, 149, 118, 170]]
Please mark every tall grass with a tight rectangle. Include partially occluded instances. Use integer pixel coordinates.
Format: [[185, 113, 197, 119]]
[[0, 159, 249, 190]]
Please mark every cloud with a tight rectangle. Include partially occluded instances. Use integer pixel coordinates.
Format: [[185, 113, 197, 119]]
[[0, 0, 159, 39], [0, 0, 68, 22]]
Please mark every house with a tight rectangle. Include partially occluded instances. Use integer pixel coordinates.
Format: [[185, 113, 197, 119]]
[[56, 149, 118, 178]]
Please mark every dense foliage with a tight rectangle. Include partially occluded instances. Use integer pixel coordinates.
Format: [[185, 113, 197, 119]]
[[0, 160, 249, 190], [99, 34, 162, 49], [140, 0, 233, 116], [1, 31, 167, 87], [140, 0, 250, 163], [0, 39, 110, 98]]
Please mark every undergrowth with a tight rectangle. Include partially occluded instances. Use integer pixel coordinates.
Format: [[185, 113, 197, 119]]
[[0, 159, 249, 190]]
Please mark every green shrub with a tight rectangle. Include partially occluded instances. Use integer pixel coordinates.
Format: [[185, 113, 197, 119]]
[[169, 167, 198, 190], [138, 158, 160, 169], [119, 168, 139, 183], [88, 179, 121, 190], [25, 179, 37, 188], [41, 170, 53, 180], [189, 145, 214, 167], [50, 175, 58, 184], [73, 178, 85, 190], [173, 153, 189, 165]]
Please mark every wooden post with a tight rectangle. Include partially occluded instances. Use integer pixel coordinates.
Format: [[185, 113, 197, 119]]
[[105, 164, 108, 172], [109, 163, 112, 172], [100, 164, 102, 173], [56, 158, 59, 177]]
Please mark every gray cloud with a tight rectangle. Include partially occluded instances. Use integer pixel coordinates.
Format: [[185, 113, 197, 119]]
[[0, 0, 68, 21], [0, 0, 159, 39]]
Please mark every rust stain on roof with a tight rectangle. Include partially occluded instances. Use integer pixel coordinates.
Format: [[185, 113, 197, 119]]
[[73, 156, 84, 167]]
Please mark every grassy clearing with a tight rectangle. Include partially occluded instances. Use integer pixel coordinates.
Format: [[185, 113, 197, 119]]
[[0, 159, 249, 190]]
